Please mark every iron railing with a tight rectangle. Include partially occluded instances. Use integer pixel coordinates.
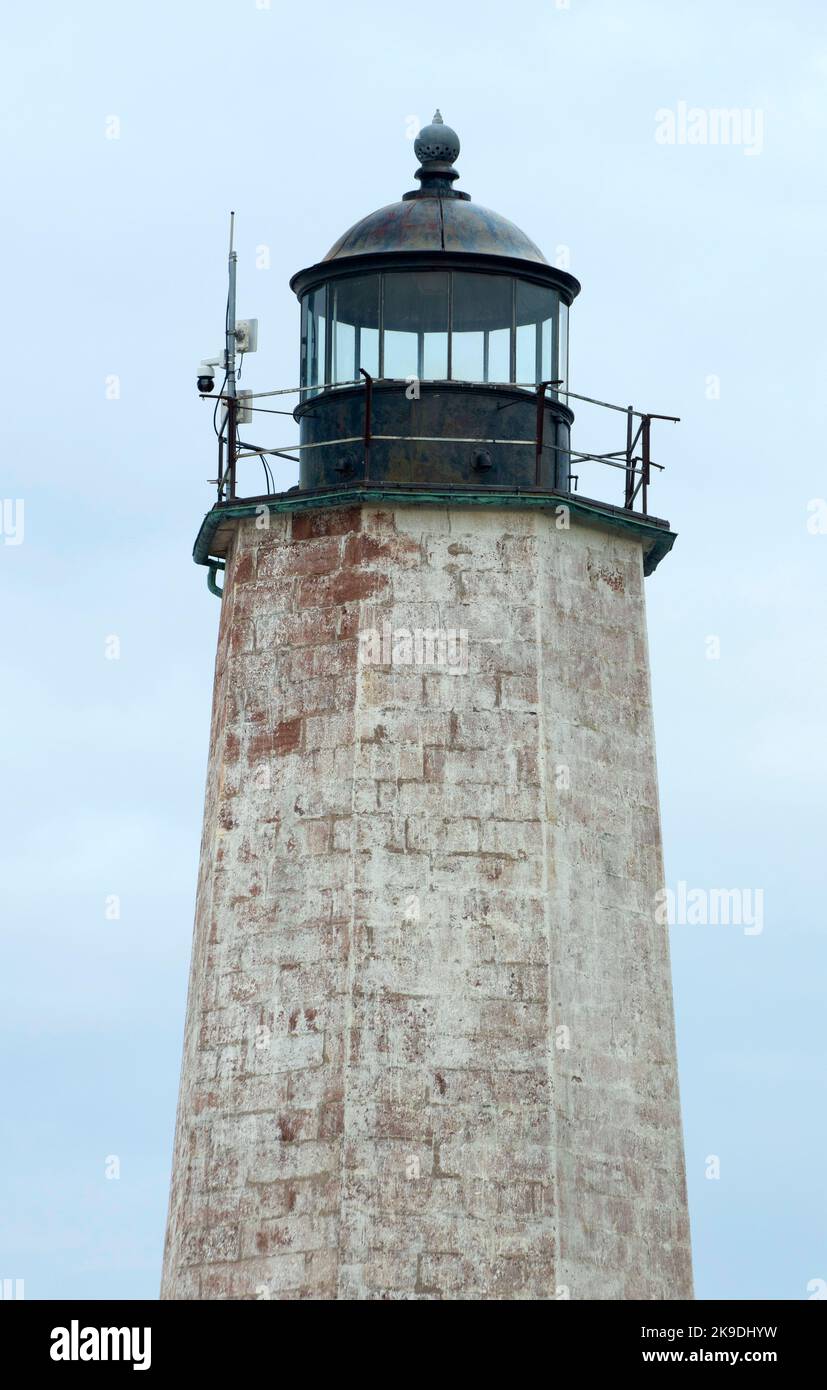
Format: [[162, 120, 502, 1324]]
[[207, 374, 678, 516]]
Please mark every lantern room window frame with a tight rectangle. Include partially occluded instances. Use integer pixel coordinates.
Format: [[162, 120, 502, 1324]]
[[300, 269, 570, 397]]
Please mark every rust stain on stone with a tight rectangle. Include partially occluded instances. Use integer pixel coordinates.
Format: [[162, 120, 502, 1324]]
[[588, 558, 625, 593], [291, 506, 362, 540], [274, 718, 303, 755]]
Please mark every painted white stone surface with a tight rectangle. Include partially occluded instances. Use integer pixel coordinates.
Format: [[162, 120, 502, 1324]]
[[161, 503, 692, 1300]]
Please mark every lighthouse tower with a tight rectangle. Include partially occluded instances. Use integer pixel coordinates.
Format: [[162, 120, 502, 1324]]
[[162, 114, 692, 1301]]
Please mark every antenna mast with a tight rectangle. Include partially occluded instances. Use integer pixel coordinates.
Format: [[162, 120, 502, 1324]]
[[226, 211, 237, 499], [197, 211, 257, 502]]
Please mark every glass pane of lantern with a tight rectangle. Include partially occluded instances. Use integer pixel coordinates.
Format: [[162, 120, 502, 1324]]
[[333, 318, 355, 387], [360, 326, 380, 379], [383, 327, 418, 379], [515, 321, 535, 385], [422, 331, 448, 379], [558, 301, 569, 392], [451, 328, 483, 381], [383, 272, 448, 379], [515, 281, 557, 387], [487, 327, 510, 384], [451, 273, 513, 383], [302, 286, 327, 395], [331, 276, 380, 385], [316, 292, 327, 389], [300, 296, 309, 390]]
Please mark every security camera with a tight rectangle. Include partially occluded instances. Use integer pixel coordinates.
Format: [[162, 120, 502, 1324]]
[[197, 360, 217, 393], [198, 361, 216, 394]]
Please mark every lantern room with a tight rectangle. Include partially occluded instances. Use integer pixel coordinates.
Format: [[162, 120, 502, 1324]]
[[289, 112, 580, 491]]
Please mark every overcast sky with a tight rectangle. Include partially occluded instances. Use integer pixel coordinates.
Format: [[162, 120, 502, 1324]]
[[1, 0, 825, 1300]]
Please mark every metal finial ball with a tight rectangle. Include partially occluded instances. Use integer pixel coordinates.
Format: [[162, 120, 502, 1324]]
[[414, 111, 460, 165]]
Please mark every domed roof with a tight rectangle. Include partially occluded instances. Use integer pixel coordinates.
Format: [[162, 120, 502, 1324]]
[[322, 111, 549, 267], [324, 198, 548, 265]]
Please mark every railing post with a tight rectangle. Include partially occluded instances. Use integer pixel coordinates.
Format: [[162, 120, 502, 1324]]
[[360, 368, 373, 481], [535, 381, 548, 486], [641, 414, 651, 514], [624, 405, 634, 508]]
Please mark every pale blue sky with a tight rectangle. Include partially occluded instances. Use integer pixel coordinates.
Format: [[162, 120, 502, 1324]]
[[1, 0, 825, 1299]]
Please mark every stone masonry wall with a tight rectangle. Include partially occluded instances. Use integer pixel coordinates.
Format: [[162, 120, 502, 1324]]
[[161, 502, 692, 1300]]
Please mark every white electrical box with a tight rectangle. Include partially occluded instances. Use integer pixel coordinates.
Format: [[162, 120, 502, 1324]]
[[235, 319, 258, 354], [236, 390, 253, 425]]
